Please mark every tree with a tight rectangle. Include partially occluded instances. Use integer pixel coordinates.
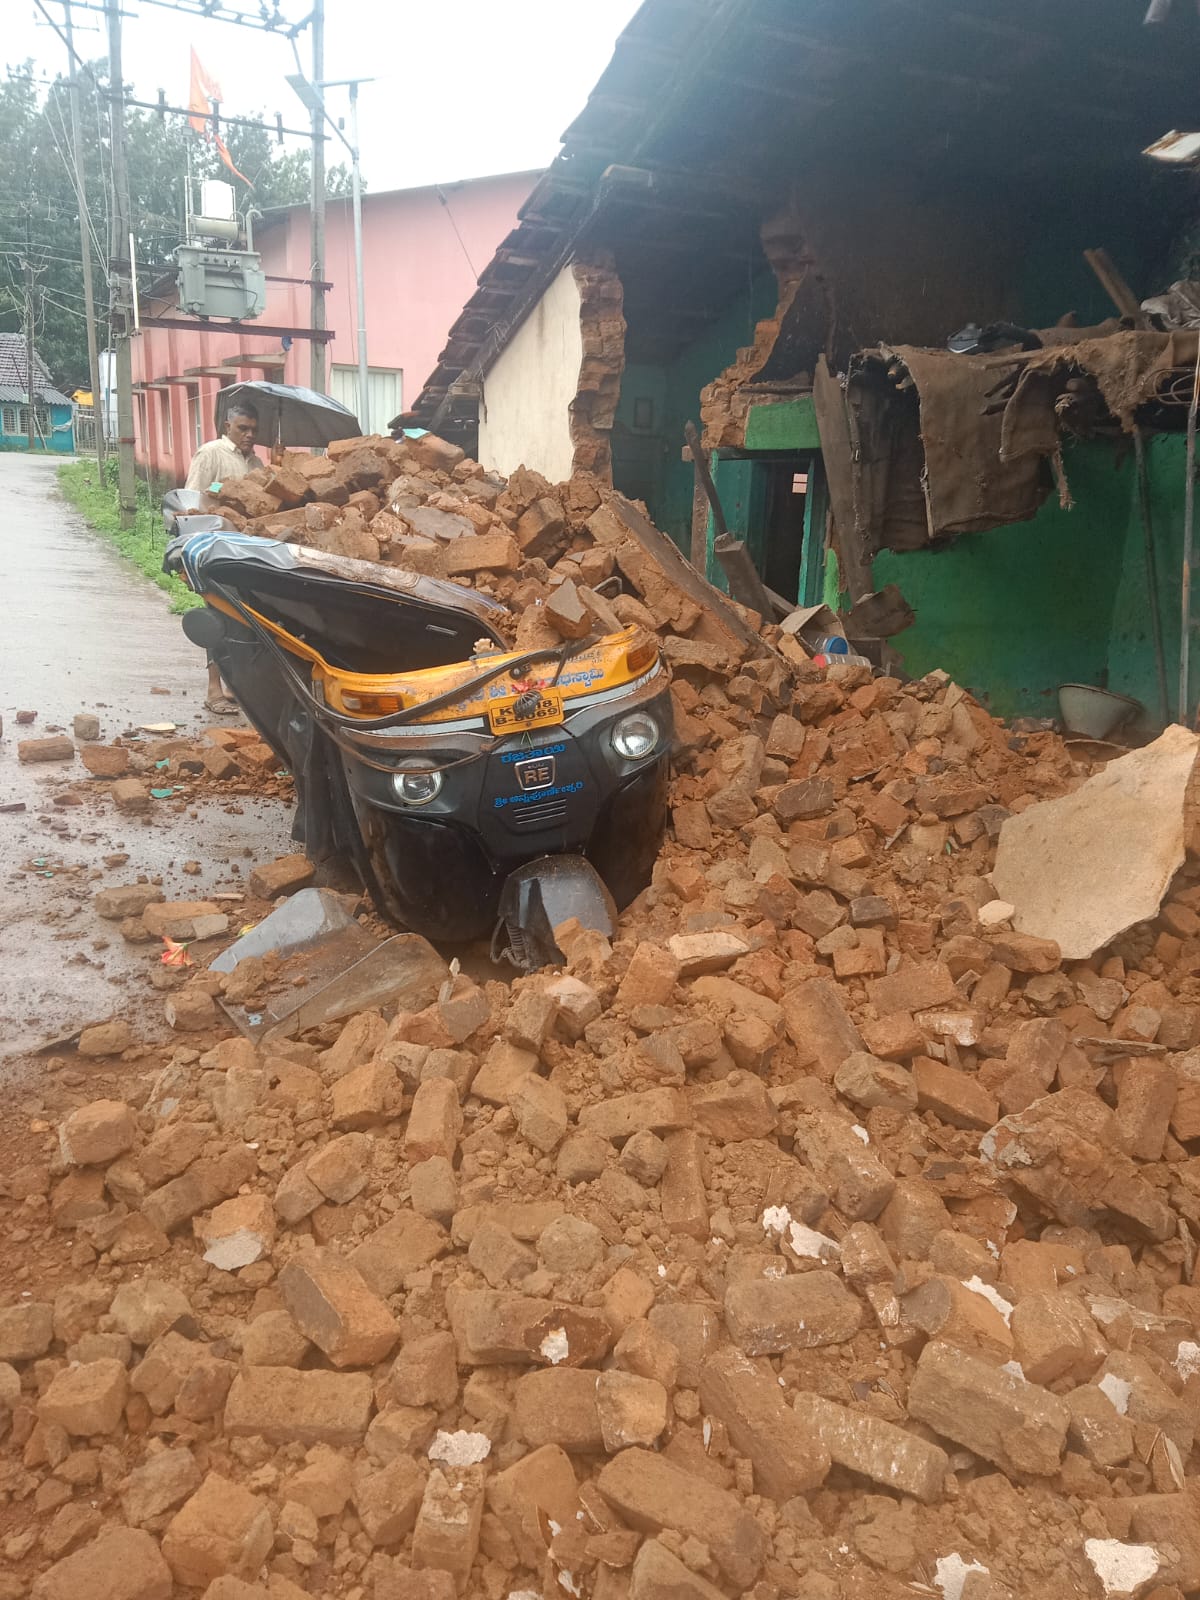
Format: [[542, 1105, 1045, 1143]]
[[0, 61, 352, 390]]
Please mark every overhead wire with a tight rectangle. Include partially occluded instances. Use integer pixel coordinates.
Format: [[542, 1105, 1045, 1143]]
[[44, 79, 109, 270], [0, 246, 108, 269], [435, 185, 479, 282]]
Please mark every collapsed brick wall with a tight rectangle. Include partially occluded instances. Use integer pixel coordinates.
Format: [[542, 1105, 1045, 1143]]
[[201, 425, 761, 671], [570, 254, 627, 485], [700, 202, 830, 451], [19, 430, 1200, 1600]]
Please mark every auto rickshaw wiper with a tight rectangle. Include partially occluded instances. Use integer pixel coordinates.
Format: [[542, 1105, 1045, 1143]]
[[211, 582, 600, 733]]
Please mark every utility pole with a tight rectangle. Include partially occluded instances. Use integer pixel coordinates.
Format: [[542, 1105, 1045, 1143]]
[[309, 0, 326, 393], [64, 0, 105, 470], [25, 219, 36, 452], [294, 75, 372, 426], [106, 0, 137, 524], [349, 80, 367, 430]]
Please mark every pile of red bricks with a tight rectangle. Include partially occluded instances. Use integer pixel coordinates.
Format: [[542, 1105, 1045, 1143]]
[[207, 434, 758, 670], [16, 723, 296, 821], [8, 436, 1200, 1600]]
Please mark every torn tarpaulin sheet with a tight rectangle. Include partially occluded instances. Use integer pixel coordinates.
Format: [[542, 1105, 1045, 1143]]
[[817, 329, 1200, 554], [887, 344, 1052, 539], [827, 345, 1052, 553], [1000, 327, 1200, 458]]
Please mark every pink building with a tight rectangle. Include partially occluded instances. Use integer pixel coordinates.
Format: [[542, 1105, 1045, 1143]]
[[131, 169, 538, 483]]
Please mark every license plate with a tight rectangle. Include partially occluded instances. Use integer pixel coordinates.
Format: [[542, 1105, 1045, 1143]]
[[488, 692, 564, 733]]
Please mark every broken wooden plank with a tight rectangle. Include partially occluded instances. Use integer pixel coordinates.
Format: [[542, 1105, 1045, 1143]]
[[602, 492, 767, 657], [812, 355, 873, 598], [684, 420, 729, 539], [713, 533, 779, 620], [1083, 248, 1148, 328]]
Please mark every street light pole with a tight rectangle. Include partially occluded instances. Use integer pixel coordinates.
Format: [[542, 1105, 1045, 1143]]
[[348, 80, 368, 432], [287, 72, 373, 429], [309, 0, 326, 393], [25, 228, 36, 452]]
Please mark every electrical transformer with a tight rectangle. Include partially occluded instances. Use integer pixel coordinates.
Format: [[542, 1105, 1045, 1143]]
[[175, 245, 267, 320], [174, 181, 266, 321]]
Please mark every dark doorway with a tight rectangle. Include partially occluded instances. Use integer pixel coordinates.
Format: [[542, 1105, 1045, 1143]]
[[750, 454, 826, 606]]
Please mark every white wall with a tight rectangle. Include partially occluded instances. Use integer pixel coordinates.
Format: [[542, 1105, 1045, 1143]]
[[477, 264, 582, 483]]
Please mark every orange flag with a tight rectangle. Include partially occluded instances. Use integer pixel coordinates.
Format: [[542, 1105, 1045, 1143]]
[[188, 49, 252, 187]]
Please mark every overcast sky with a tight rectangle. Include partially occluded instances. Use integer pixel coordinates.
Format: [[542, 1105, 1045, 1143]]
[[6, 0, 643, 191]]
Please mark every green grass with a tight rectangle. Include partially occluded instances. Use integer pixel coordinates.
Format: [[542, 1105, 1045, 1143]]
[[57, 460, 203, 613]]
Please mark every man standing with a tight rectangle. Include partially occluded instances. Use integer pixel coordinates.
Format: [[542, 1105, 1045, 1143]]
[[185, 400, 260, 494], [185, 400, 260, 713]]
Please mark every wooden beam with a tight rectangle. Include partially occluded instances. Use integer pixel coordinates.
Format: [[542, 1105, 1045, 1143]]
[[684, 421, 728, 540], [1084, 248, 1148, 327], [138, 317, 333, 343], [714, 532, 777, 618], [220, 352, 288, 370]]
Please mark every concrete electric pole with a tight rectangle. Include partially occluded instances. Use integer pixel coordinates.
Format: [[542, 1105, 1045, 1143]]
[[25, 227, 36, 452], [106, 0, 137, 525], [63, 0, 106, 470], [309, 0, 326, 393]]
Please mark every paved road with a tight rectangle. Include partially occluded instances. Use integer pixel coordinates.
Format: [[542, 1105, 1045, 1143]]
[[0, 454, 289, 1066], [1, 455, 201, 730]]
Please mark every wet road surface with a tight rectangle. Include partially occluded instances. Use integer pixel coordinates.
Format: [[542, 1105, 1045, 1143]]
[[0, 454, 290, 1064]]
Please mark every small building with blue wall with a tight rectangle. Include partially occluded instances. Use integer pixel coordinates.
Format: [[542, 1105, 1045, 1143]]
[[0, 332, 75, 453]]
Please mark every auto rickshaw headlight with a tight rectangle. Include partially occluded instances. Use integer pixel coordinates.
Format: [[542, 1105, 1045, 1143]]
[[393, 760, 443, 806], [611, 711, 660, 761]]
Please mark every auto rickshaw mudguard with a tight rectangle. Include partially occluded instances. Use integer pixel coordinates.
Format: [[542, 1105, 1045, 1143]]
[[495, 853, 617, 970]]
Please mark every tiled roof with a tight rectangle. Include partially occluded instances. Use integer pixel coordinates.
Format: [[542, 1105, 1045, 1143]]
[[408, 0, 1200, 438], [0, 333, 71, 406]]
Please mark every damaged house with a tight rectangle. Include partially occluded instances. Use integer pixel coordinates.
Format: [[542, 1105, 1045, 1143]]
[[405, 0, 1200, 729]]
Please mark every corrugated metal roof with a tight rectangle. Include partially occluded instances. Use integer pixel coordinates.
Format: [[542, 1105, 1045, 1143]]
[[0, 334, 72, 406]]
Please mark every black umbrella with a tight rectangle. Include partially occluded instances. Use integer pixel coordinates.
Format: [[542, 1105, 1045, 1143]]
[[215, 380, 362, 449]]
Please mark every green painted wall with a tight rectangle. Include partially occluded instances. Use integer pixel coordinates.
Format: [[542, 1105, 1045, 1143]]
[[611, 363, 669, 514], [876, 437, 1186, 725], [659, 276, 777, 547], [862, 188, 1184, 726], [1107, 434, 1186, 729], [744, 397, 821, 452], [607, 175, 1186, 727], [612, 273, 778, 552]]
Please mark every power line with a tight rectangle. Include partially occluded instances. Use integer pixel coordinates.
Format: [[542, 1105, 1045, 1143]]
[[0, 252, 109, 274], [27, 2, 316, 143], [44, 74, 110, 270], [40, 290, 91, 322], [29, 0, 103, 91], [129, 0, 306, 34], [436, 184, 479, 281], [0, 267, 100, 302]]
